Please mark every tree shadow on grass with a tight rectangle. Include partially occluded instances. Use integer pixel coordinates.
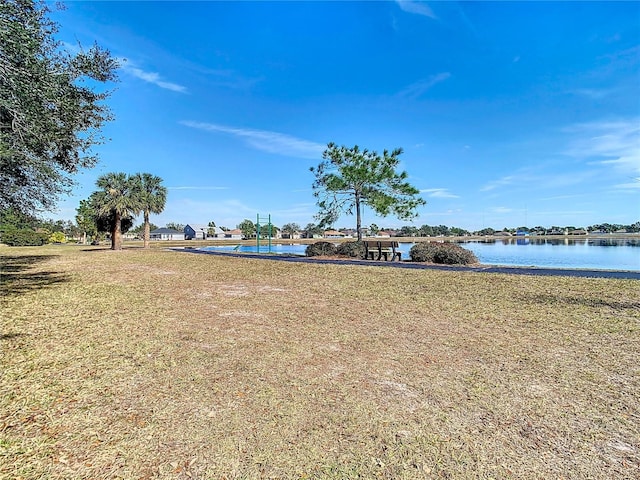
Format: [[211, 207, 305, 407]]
[[516, 292, 640, 311], [0, 254, 70, 297], [0, 332, 28, 341]]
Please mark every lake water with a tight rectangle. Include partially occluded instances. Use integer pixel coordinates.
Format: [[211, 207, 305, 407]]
[[200, 237, 640, 272]]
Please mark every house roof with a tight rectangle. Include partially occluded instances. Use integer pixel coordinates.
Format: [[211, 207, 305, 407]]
[[185, 224, 208, 231]]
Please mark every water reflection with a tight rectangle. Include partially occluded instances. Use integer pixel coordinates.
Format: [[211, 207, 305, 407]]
[[468, 238, 639, 247], [452, 237, 640, 271]]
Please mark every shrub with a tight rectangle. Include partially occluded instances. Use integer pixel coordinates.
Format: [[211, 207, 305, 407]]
[[48, 231, 67, 243], [336, 241, 365, 258], [409, 242, 478, 265], [305, 241, 337, 257], [1, 228, 49, 246]]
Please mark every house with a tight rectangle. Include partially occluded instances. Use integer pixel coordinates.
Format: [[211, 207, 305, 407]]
[[324, 229, 346, 238], [150, 228, 185, 241], [223, 229, 243, 240], [184, 224, 214, 240], [341, 228, 359, 237], [281, 230, 301, 240], [376, 231, 392, 238]]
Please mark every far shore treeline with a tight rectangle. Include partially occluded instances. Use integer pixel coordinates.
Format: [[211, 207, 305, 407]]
[[1, 206, 638, 247]]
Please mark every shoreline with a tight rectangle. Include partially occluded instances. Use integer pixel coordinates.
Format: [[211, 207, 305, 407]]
[[174, 248, 640, 280]]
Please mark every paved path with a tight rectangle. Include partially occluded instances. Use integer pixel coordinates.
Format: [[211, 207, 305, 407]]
[[175, 248, 640, 280]]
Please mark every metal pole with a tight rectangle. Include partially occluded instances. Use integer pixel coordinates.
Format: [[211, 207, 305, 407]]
[[268, 214, 272, 253], [256, 213, 260, 252]]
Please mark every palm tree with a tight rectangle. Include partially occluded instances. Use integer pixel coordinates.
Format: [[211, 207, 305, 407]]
[[133, 173, 167, 249], [95, 172, 141, 250]]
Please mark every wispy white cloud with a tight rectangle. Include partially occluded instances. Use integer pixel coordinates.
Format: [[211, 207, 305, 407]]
[[396, 1, 437, 19], [614, 179, 640, 191], [120, 61, 187, 93], [480, 175, 516, 192], [397, 72, 451, 99], [420, 188, 459, 198], [563, 119, 640, 175], [201, 68, 264, 90], [480, 168, 600, 193], [270, 203, 317, 221], [180, 121, 325, 159], [492, 207, 514, 214]]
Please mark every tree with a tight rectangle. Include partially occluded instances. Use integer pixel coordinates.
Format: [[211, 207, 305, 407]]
[[0, 207, 39, 243], [207, 221, 217, 237], [237, 219, 256, 239], [398, 225, 419, 237], [76, 192, 133, 245], [93, 173, 141, 250], [303, 222, 323, 238], [132, 173, 167, 249], [165, 222, 184, 232], [0, 0, 118, 216], [131, 222, 158, 236], [258, 223, 278, 238], [369, 223, 380, 236], [75, 198, 98, 244], [281, 222, 300, 239], [311, 143, 426, 241]]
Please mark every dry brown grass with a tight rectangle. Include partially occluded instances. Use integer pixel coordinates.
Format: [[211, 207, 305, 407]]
[[1, 245, 639, 479]]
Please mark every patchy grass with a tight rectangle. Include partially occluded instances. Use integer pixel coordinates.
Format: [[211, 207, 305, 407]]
[[1, 245, 639, 479]]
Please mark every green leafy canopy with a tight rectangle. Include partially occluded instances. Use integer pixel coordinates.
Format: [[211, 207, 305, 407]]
[[310, 143, 426, 240], [0, 0, 118, 215]]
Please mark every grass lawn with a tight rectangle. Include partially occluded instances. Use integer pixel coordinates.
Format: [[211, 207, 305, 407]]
[[1, 245, 639, 479]]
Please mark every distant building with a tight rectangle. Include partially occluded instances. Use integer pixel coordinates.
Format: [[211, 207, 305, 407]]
[[324, 229, 346, 238], [186, 224, 229, 240], [223, 229, 243, 239], [150, 228, 185, 241]]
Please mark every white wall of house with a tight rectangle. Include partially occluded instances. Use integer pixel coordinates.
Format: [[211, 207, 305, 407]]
[[150, 232, 185, 241]]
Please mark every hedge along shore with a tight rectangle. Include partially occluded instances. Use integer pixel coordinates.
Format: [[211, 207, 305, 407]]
[[1, 244, 639, 479]]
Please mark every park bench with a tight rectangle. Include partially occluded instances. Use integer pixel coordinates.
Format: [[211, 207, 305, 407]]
[[363, 240, 402, 261]]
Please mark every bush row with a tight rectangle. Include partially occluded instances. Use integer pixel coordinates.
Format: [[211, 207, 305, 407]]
[[0, 228, 50, 246], [305, 241, 337, 257], [409, 242, 478, 265], [305, 240, 477, 265]]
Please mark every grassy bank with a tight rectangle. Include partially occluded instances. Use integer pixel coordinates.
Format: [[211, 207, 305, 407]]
[[1, 245, 639, 479]]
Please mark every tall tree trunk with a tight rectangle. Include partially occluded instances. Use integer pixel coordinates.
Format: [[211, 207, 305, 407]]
[[355, 191, 362, 242], [112, 212, 122, 250], [143, 210, 150, 249]]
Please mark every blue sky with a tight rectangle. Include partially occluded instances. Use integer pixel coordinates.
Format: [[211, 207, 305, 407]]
[[50, 1, 639, 231]]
